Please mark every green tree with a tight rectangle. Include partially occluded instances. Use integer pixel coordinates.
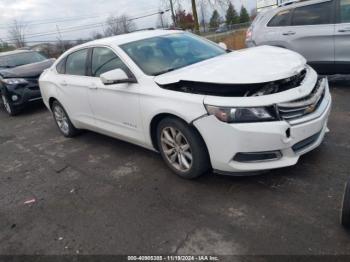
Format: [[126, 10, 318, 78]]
[[209, 10, 220, 29], [226, 2, 239, 26], [239, 6, 250, 23]]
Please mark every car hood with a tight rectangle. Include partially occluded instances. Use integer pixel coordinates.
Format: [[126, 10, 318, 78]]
[[154, 46, 307, 85], [0, 58, 55, 79]]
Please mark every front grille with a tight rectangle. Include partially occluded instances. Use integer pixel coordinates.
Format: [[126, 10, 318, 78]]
[[292, 131, 321, 153], [277, 78, 326, 121]]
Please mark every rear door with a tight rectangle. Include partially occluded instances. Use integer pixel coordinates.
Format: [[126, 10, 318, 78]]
[[55, 48, 95, 126], [278, 1, 335, 68], [334, 0, 350, 72]]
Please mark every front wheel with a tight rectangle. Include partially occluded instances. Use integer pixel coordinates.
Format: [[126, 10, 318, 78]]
[[157, 117, 210, 179], [52, 100, 79, 137], [1, 93, 18, 116]]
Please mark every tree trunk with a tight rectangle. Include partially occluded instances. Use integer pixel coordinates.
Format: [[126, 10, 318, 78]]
[[169, 0, 177, 27], [191, 0, 200, 34]]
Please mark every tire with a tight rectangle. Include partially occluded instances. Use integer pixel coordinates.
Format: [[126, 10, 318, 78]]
[[1, 93, 19, 116], [341, 181, 350, 228], [51, 100, 79, 137], [157, 117, 210, 179]]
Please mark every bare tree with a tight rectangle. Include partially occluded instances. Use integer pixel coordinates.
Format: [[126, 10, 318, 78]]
[[161, 0, 182, 26], [162, 0, 229, 30], [104, 15, 136, 37], [8, 20, 26, 48], [91, 31, 104, 40]]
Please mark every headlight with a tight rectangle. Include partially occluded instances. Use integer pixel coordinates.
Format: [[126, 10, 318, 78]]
[[205, 105, 277, 123], [1, 78, 28, 85]]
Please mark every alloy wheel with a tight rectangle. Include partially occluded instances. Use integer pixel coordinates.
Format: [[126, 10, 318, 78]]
[[161, 127, 193, 172], [1, 94, 12, 114], [53, 105, 70, 135]]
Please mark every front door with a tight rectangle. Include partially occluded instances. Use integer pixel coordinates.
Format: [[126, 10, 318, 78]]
[[86, 47, 144, 144]]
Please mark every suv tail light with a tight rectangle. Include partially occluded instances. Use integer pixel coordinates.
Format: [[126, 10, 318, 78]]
[[246, 27, 252, 41]]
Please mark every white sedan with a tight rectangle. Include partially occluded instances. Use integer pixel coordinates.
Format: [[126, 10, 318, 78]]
[[39, 30, 331, 179]]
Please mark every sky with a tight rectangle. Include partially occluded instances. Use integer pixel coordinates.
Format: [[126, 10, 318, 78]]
[[0, 0, 256, 45]]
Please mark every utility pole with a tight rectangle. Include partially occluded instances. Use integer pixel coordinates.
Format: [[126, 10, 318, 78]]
[[160, 11, 165, 29], [200, 2, 206, 33], [56, 25, 65, 53], [169, 0, 176, 27], [191, 0, 200, 34]]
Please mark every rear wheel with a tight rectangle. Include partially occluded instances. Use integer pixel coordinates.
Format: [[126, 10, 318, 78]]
[[341, 181, 350, 228], [157, 117, 210, 179], [52, 100, 79, 137], [1, 93, 18, 116]]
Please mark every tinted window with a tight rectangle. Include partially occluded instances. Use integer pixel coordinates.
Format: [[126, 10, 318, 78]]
[[340, 0, 350, 23], [65, 49, 88, 76], [120, 33, 226, 76], [91, 47, 131, 77], [0, 52, 47, 69], [292, 2, 332, 25], [268, 10, 292, 27]]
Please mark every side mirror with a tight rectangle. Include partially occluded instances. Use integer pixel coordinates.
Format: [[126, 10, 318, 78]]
[[218, 42, 228, 50], [100, 69, 136, 85]]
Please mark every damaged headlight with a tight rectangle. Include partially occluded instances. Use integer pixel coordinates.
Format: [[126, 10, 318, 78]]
[[1, 78, 28, 85], [205, 105, 277, 123]]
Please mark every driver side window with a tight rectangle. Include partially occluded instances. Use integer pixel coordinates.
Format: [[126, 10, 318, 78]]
[[91, 47, 132, 78]]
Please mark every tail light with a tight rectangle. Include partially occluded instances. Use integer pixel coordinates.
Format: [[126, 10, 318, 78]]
[[246, 27, 252, 41]]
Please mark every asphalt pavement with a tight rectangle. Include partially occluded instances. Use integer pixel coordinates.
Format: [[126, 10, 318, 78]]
[[0, 79, 349, 256]]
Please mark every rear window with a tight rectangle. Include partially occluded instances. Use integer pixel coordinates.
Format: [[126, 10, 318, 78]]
[[268, 10, 292, 27], [65, 49, 88, 76], [292, 1, 332, 25]]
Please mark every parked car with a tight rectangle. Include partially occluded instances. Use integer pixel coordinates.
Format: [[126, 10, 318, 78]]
[[39, 30, 331, 179], [215, 24, 228, 33], [0, 50, 55, 115], [246, 0, 350, 74]]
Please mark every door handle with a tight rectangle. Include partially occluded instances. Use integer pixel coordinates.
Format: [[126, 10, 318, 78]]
[[282, 31, 296, 36], [60, 81, 67, 87], [338, 28, 350, 32]]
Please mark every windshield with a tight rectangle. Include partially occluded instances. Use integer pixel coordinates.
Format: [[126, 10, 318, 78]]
[[120, 33, 227, 76], [0, 52, 47, 69]]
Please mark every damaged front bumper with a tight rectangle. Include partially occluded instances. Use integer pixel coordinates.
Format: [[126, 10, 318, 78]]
[[193, 77, 332, 174]]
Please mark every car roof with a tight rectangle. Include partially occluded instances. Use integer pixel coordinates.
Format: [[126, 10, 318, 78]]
[[263, 0, 332, 16], [72, 29, 184, 50], [0, 50, 34, 57]]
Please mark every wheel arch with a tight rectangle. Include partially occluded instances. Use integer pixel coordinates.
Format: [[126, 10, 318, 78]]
[[149, 113, 209, 155], [48, 97, 58, 110]]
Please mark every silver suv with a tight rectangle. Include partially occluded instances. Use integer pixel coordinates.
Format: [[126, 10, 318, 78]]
[[246, 0, 350, 74]]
